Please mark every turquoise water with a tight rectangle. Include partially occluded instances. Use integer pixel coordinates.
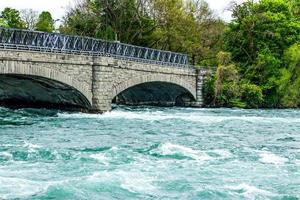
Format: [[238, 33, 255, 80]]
[[0, 106, 299, 200]]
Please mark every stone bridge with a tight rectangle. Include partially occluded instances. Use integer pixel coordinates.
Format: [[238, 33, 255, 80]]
[[0, 28, 209, 113]]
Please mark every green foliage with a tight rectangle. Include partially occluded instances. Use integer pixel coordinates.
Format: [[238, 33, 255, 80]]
[[216, 0, 300, 108], [240, 82, 263, 108], [214, 64, 240, 107], [217, 51, 232, 66], [289, 0, 300, 19], [1, 7, 24, 28], [215, 64, 239, 84], [151, 0, 225, 65], [59, 0, 224, 66], [35, 11, 55, 32], [213, 63, 263, 108], [277, 43, 300, 107], [0, 8, 54, 32], [225, 0, 300, 67], [0, 18, 8, 27], [60, 0, 156, 45], [247, 48, 281, 83], [202, 75, 215, 106]]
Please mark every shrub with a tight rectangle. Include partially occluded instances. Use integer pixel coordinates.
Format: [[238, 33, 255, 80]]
[[219, 82, 240, 107], [202, 75, 215, 106], [217, 51, 232, 66], [214, 63, 240, 106], [240, 82, 263, 108], [277, 43, 300, 107]]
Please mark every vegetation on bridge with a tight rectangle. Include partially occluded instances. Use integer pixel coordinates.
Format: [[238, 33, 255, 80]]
[[1, 0, 300, 108]]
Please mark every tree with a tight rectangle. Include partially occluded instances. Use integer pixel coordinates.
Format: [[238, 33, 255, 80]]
[[223, 0, 300, 107], [1, 7, 24, 28], [59, 0, 224, 66], [180, 0, 225, 66], [278, 43, 300, 107], [60, 0, 156, 45], [214, 51, 241, 107], [210, 51, 264, 108], [21, 9, 38, 30], [35, 11, 55, 32], [59, 0, 104, 38], [0, 18, 8, 27], [288, 0, 300, 19], [149, 0, 225, 65], [225, 0, 300, 66]]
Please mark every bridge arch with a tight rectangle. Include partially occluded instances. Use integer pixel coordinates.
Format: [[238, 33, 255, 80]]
[[0, 64, 92, 110], [111, 74, 196, 106]]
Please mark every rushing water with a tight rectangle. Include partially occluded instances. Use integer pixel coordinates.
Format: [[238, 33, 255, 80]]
[[0, 106, 299, 200]]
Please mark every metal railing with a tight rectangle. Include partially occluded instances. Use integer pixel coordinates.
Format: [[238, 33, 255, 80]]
[[0, 27, 190, 67]]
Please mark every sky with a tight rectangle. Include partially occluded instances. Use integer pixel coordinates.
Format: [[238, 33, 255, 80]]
[[0, 0, 245, 22]]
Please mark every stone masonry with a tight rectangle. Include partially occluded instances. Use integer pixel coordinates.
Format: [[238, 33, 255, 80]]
[[0, 49, 209, 113]]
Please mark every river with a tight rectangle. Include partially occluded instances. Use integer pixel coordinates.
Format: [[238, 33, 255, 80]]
[[0, 106, 299, 199]]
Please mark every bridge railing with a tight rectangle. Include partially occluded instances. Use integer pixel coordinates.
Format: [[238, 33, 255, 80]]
[[0, 27, 190, 67]]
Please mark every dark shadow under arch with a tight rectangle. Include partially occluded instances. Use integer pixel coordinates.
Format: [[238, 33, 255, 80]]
[[0, 74, 91, 111], [112, 81, 196, 107]]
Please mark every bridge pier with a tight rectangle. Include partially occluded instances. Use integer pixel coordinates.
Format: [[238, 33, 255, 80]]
[[91, 64, 113, 113], [192, 69, 207, 107], [89, 57, 203, 113]]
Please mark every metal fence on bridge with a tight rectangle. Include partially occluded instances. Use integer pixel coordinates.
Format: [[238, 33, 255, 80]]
[[0, 27, 189, 67]]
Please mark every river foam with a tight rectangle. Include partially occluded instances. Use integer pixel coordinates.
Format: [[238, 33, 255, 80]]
[[152, 142, 212, 162], [58, 109, 300, 124], [259, 151, 288, 165], [23, 141, 42, 153], [88, 170, 157, 194], [0, 177, 52, 199], [89, 153, 109, 165], [225, 183, 275, 198]]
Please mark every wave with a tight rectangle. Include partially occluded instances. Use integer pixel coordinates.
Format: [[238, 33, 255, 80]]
[[149, 143, 234, 163], [0, 107, 58, 117], [0, 152, 12, 159], [88, 170, 157, 194], [0, 107, 58, 126], [23, 141, 42, 152], [225, 183, 275, 198], [2, 106, 300, 125], [89, 153, 109, 165], [258, 151, 288, 165], [0, 176, 55, 199], [57, 109, 300, 124], [1, 145, 74, 162], [208, 149, 233, 159], [150, 142, 212, 162]]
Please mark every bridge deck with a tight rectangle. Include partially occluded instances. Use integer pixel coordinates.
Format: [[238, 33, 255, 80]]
[[0, 27, 190, 67]]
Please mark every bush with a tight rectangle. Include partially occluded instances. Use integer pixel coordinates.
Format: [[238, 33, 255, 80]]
[[202, 75, 215, 106], [219, 82, 240, 107], [277, 43, 300, 107], [240, 83, 263, 108], [229, 98, 246, 108], [217, 51, 232, 66], [214, 63, 240, 107]]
